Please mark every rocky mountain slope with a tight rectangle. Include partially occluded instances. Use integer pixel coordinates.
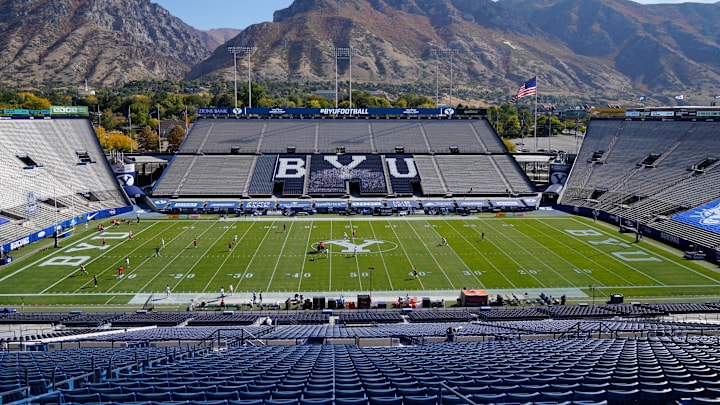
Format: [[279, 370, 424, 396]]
[[2, 0, 719, 103], [0, 0, 211, 87], [188, 0, 720, 103]]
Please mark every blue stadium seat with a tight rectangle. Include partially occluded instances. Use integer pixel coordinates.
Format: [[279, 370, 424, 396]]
[[205, 390, 240, 401], [227, 400, 264, 405], [300, 398, 335, 405], [100, 392, 136, 402], [135, 391, 173, 402], [172, 391, 206, 401], [606, 389, 639, 405], [264, 400, 300, 405], [402, 395, 437, 405], [573, 389, 607, 402], [239, 390, 271, 401], [335, 398, 369, 405], [62, 392, 101, 403], [395, 387, 427, 397], [189, 400, 231, 405], [271, 390, 302, 400], [471, 393, 506, 404], [640, 388, 673, 405], [367, 397, 402, 405], [540, 391, 574, 402], [303, 389, 333, 399], [693, 399, 720, 404]]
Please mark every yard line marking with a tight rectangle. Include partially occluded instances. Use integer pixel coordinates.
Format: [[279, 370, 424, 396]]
[[442, 219, 513, 288], [570, 217, 720, 284], [201, 221, 255, 293], [483, 219, 579, 287], [137, 221, 224, 294], [233, 221, 277, 291], [103, 221, 206, 293], [264, 221, 299, 291], [386, 220, 424, 289], [478, 220, 548, 288], [350, 219, 363, 291], [368, 221, 394, 291], [328, 220, 333, 289], [40, 222, 161, 294], [406, 221, 455, 289], [522, 218, 624, 286], [543, 218, 666, 286], [1, 223, 156, 285]]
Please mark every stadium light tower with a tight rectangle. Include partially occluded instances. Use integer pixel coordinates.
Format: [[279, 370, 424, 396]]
[[448, 48, 459, 109], [430, 48, 459, 108], [331, 47, 357, 108], [228, 46, 256, 109]]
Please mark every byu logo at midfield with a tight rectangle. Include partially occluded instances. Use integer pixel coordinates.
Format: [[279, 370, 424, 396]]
[[318, 239, 398, 254]]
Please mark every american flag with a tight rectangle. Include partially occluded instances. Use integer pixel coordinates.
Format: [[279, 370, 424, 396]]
[[509, 76, 537, 103]]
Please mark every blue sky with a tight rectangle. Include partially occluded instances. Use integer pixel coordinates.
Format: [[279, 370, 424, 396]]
[[153, 0, 718, 30], [153, 0, 294, 30]]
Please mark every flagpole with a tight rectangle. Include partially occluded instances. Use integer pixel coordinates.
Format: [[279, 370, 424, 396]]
[[533, 76, 538, 153], [157, 107, 161, 151], [128, 105, 133, 153]]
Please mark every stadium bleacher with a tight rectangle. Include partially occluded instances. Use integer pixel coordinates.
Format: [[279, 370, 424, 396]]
[[560, 119, 720, 254], [152, 117, 537, 199], [7, 112, 720, 405], [0, 119, 130, 248]]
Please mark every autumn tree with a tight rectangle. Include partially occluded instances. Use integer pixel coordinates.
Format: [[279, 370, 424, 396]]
[[96, 128, 135, 152], [136, 126, 160, 152], [19, 93, 51, 110], [167, 125, 186, 153]]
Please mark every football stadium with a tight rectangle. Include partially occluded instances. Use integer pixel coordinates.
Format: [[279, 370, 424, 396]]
[[1, 106, 720, 404]]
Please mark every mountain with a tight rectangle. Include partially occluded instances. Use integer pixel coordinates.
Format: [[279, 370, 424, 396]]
[[188, 0, 720, 104], [199, 28, 243, 52], [0, 0, 211, 88], [2, 0, 719, 103]]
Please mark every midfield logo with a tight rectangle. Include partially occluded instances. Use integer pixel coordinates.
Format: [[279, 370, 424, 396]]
[[315, 239, 398, 254]]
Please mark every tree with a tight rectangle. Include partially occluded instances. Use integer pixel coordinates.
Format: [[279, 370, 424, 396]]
[[167, 125, 186, 153], [100, 108, 119, 131], [136, 126, 160, 152], [98, 130, 134, 152], [19, 93, 51, 110], [538, 115, 564, 136]]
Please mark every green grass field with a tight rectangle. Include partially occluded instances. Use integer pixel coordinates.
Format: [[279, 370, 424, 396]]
[[2, 214, 719, 310]]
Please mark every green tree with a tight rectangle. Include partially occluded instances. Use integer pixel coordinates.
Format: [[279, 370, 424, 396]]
[[100, 108, 119, 131]]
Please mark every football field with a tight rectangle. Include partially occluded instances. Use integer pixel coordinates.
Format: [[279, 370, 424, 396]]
[[1, 214, 719, 310]]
